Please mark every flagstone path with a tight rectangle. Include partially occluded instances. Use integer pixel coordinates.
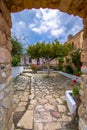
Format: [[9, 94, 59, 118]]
[[13, 71, 78, 130]]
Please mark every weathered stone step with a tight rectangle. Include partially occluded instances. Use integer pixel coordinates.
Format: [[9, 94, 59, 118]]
[[17, 110, 34, 129], [23, 69, 33, 73], [22, 73, 32, 77]]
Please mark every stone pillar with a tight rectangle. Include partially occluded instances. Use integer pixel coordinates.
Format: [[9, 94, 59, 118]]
[[0, 0, 13, 130], [79, 17, 87, 130]]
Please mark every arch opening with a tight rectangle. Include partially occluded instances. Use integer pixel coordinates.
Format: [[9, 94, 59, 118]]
[[0, 1, 87, 130]]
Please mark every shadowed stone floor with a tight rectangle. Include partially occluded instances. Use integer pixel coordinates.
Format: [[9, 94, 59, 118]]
[[13, 72, 78, 130]]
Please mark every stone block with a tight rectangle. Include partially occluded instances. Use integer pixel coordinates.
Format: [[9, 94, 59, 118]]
[[0, 13, 10, 36], [79, 118, 87, 130], [44, 122, 62, 130], [0, 83, 6, 91], [24, 0, 32, 9], [34, 123, 43, 130], [62, 114, 72, 122], [40, 111, 52, 122], [58, 105, 67, 113], [0, 0, 12, 27], [15, 106, 26, 112], [7, 116, 13, 130], [0, 47, 11, 63], [0, 31, 7, 46], [32, 0, 40, 8], [7, 41, 12, 51], [6, 108, 13, 125], [17, 110, 33, 129], [59, 0, 72, 11], [3, 95, 12, 109]]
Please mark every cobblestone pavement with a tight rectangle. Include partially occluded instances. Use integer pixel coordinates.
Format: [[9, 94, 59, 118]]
[[13, 72, 78, 130]]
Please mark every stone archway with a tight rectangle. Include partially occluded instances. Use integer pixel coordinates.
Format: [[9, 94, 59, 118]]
[[0, 0, 87, 130]]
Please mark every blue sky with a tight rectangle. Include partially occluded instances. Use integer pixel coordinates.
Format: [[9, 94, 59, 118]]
[[11, 8, 83, 48]]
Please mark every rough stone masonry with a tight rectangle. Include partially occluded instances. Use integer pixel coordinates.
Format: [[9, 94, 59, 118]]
[[0, 0, 13, 130], [0, 0, 87, 130]]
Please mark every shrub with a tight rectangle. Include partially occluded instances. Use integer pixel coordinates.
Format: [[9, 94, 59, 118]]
[[74, 67, 83, 76], [72, 49, 82, 68], [49, 65, 59, 70], [58, 64, 64, 71], [30, 64, 38, 73], [66, 58, 71, 63], [70, 79, 80, 97], [65, 65, 73, 74], [58, 57, 64, 63], [72, 86, 79, 96], [12, 56, 20, 66]]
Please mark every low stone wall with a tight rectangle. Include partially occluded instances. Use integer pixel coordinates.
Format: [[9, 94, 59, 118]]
[[12, 66, 24, 78], [0, 1, 14, 130], [58, 71, 81, 83]]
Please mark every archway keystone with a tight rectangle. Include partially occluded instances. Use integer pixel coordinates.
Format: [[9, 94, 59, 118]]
[[0, 0, 87, 130]]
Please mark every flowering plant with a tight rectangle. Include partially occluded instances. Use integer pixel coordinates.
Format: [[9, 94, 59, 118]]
[[70, 78, 80, 97], [30, 64, 39, 73]]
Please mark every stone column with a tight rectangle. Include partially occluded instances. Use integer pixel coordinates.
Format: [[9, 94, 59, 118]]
[[79, 17, 87, 130], [0, 0, 14, 130]]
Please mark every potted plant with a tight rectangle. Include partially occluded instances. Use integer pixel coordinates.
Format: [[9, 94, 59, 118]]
[[66, 79, 81, 117], [30, 64, 38, 73]]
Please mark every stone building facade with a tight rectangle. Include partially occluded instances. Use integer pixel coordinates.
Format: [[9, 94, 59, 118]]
[[20, 55, 57, 66], [0, 0, 87, 130], [66, 30, 83, 49]]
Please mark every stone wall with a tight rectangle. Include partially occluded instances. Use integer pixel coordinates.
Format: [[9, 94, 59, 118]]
[[0, 0, 87, 130], [0, 0, 14, 130], [66, 30, 83, 49], [5, 0, 87, 18], [78, 17, 87, 130]]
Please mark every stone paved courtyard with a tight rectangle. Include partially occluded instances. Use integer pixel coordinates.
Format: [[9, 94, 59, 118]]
[[13, 72, 78, 130]]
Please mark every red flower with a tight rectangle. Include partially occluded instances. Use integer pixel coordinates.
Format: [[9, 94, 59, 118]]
[[73, 79, 77, 84], [76, 74, 80, 76]]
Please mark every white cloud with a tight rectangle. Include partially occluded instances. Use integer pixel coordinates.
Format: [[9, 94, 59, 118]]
[[29, 8, 61, 36], [29, 23, 36, 28], [50, 27, 65, 37], [11, 20, 27, 41], [72, 24, 82, 34], [18, 21, 26, 27], [11, 9, 83, 44], [32, 25, 49, 34]]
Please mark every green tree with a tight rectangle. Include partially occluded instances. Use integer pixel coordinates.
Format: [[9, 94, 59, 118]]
[[12, 56, 20, 66], [63, 42, 74, 56], [72, 49, 82, 69], [26, 40, 74, 75], [11, 37, 23, 56], [11, 37, 23, 66], [27, 40, 64, 75]]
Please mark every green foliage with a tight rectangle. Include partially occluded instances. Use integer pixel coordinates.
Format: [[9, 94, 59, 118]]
[[58, 57, 64, 63], [66, 58, 71, 63], [58, 64, 64, 71], [27, 40, 67, 60], [26, 40, 74, 75], [12, 56, 20, 66], [74, 68, 83, 76], [57, 57, 64, 71], [72, 86, 79, 96], [49, 65, 59, 70], [65, 65, 73, 74], [72, 49, 82, 68], [26, 40, 74, 60], [63, 42, 74, 56], [11, 37, 23, 66], [11, 37, 23, 56]]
